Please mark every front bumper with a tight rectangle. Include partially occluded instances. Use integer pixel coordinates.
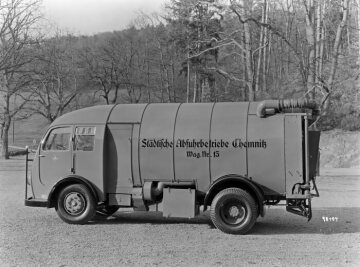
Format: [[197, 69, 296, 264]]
[[25, 198, 48, 207]]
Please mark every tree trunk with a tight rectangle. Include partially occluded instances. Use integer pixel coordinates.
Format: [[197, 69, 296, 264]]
[[245, 21, 254, 100], [255, 0, 267, 93], [1, 114, 11, 159], [171, 59, 176, 102], [318, 24, 325, 80], [186, 56, 190, 103], [111, 85, 120, 104], [146, 40, 151, 103], [325, 0, 350, 109], [315, 0, 322, 82], [304, 0, 316, 99], [165, 68, 171, 103], [285, 0, 291, 76], [265, 32, 272, 92], [358, 0, 360, 65], [346, 25, 351, 55], [201, 76, 211, 102], [193, 71, 197, 103], [240, 24, 246, 100], [239, 0, 255, 101], [262, 0, 269, 92], [103, 93, 110, 105]]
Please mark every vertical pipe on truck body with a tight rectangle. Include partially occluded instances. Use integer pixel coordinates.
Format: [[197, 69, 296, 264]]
[[208, 103, 216, 183], [245, 102, 250, 177], [25, 147, 28, 200], [137, 103, 150, 185], [304, 116, 310, 188], [172, 103, 182, 182]]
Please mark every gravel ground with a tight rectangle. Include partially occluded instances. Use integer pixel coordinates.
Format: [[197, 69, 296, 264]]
[[0, 161, 359, 267]]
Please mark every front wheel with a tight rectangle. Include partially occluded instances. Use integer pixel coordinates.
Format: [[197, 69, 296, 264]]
[[56, 184, 96, 224], [210, 188, 258, 234]]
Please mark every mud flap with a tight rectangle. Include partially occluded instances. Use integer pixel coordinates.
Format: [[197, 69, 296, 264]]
[[286, 198, 312, 221], [310, 178, 320, 197]]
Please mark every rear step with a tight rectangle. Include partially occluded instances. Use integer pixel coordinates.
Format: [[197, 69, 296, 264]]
[[286, 198, 312, 221]]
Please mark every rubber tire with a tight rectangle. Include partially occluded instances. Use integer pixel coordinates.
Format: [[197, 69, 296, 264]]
[[96, 206, 119, 217], [210, 188, 258, 235], [56, 184, 96, 224]]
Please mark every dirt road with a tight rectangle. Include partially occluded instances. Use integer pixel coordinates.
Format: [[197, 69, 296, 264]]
[[0, 161, 359, 266]]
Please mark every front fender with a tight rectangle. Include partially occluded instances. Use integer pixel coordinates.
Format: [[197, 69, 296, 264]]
[[47, 175, 100, 208]]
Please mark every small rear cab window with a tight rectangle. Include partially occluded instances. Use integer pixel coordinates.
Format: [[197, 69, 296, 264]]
[[74, 126, 96, 151]]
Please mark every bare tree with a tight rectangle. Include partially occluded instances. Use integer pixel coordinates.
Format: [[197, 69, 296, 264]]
[[324, 0, 351, 109], [81, 34, 125, 105], [230, 0, 255, 100], [255, 0, 268, 93], [30, 31, 79, 123], [358, 0, 360, 66], [303, 0, 317, 99], [0, 0, 41, 159]]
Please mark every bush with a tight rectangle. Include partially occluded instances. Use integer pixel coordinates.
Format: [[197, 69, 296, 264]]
[[318, 101, 360, 131], [340, 114, 360, 131]]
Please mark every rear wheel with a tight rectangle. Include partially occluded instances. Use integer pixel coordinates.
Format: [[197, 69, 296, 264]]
[[56, 184, 96, 224], [210, 188, 258, 234]]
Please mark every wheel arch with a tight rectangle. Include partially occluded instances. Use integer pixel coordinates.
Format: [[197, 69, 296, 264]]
[[47, 175, 99, 208], [204, 174, 265, 217]]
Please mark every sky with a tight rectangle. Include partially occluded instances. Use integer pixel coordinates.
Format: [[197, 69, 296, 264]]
[[42, 0, 167, 35]]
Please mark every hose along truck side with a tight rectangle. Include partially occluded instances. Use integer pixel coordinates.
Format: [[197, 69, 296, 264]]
[[25, 100, 320, 234]]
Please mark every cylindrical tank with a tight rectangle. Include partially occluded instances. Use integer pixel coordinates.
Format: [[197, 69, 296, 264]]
[[109, 100, 318, 193], [138, 102, 250, 192]]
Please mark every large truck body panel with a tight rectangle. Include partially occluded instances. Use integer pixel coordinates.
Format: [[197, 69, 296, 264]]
[[173, 103, 213, 190], [247, 115, 285, 193], [139, 103, 179, 182], [284, 115, 304, 195], [210, 102, 248, 183]]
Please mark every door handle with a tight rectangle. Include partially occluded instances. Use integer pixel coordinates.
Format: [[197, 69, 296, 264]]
[[39, 154, 45, 157]]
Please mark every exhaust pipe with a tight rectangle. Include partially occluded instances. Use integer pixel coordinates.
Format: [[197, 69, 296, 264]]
[[257, 99, 318, 118]]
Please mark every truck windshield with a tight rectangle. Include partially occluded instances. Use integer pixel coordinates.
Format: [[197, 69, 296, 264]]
[[43, 127, 71, 151]]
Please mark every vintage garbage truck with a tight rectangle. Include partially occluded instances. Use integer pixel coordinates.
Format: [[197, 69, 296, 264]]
[[25, 99, 320, 234]]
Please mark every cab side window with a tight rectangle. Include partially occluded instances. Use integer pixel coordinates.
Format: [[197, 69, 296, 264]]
[[74, 127, 96, 151], [43, 127, 71, 151]]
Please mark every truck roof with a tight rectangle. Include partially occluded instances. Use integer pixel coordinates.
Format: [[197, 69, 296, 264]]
[[51, 102, 254, 127], [51, 105, 115, 126], [50, 100, 315, 127], [50, 104, 150, 126]]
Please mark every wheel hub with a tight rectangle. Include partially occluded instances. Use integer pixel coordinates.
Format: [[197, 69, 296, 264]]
[[64, 192, 86, 215], [229, 206, 241, 217], [221, 201, 246, 225]]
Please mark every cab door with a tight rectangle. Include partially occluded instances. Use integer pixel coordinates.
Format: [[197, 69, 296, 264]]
[[39, 126, 73, 187], [72, 125, 105, 201]]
